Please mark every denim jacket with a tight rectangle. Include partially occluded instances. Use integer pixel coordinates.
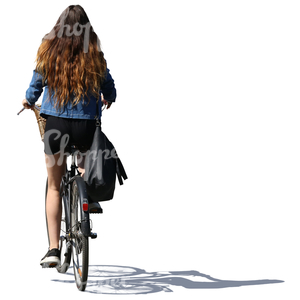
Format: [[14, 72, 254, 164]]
[[25, 68, 116, 119]]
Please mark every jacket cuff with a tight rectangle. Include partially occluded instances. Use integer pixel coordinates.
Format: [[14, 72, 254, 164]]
[[25, 98, 34, 106]]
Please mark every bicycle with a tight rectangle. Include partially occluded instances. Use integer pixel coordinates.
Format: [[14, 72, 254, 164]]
[[45, 145, 99, 291], [18, 104, 125, 292]]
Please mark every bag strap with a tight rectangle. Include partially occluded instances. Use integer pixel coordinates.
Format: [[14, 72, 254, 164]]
[[95, 98, 107, 127], [116, 157, 128, 185]]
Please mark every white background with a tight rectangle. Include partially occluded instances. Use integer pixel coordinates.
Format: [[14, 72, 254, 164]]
[[1, 0, 299, 298]]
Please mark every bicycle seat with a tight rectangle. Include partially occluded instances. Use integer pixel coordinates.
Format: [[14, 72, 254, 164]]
[[65, 144, 87, 156]]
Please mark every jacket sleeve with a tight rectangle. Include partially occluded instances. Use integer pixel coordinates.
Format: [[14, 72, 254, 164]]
[[25, 70, 46, 105], [101, 68, 116, 102]]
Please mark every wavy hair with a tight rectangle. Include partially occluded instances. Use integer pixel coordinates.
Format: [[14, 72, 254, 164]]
[[35, 5, 107, 109]]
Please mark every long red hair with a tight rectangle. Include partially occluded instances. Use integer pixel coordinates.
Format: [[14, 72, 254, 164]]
[[35, 5, 106, 109]]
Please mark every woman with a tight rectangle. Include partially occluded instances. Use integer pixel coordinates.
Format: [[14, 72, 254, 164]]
[[22, 5, 116, 267]]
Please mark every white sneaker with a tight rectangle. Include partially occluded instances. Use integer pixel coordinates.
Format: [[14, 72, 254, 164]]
[[40, 248, 61, 268]]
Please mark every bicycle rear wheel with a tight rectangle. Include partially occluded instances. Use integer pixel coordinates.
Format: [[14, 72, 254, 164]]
[[70, 176, 89, 291]]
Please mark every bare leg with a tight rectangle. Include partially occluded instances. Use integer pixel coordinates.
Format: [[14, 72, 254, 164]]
[[45, 153, 66, 250], [77, 153, 85, 177]]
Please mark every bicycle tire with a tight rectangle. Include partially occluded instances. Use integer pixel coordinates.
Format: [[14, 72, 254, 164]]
[[70, 176, 89, 291], [45, 177, 72, 273]]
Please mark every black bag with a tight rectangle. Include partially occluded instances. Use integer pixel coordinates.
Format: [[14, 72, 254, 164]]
[[83, 120, 127, 202]]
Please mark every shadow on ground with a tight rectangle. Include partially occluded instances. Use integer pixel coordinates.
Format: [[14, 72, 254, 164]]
[[52, 265, 284, 294]]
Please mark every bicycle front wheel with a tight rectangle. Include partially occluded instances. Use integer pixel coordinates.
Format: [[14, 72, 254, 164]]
[[56, 191, 72, 273], [70, 176, 89, 291]]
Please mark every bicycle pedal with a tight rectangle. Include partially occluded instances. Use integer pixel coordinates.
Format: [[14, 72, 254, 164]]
[[90, 208, 103, 214], [90, 232, 97, 239], [89, 202, 103, 214], [41, 262, 58, 268]]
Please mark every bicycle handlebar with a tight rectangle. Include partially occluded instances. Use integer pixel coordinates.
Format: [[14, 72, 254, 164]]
[[18, 102, 107, 115], [17, 107, 25, 115]]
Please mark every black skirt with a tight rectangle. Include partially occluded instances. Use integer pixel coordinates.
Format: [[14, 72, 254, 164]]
[[44, 115, 98, 155]]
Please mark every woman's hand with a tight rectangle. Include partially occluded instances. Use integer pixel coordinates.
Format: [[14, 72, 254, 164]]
[[101, 94, 112, 109], [22, 99, 34, 110]]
